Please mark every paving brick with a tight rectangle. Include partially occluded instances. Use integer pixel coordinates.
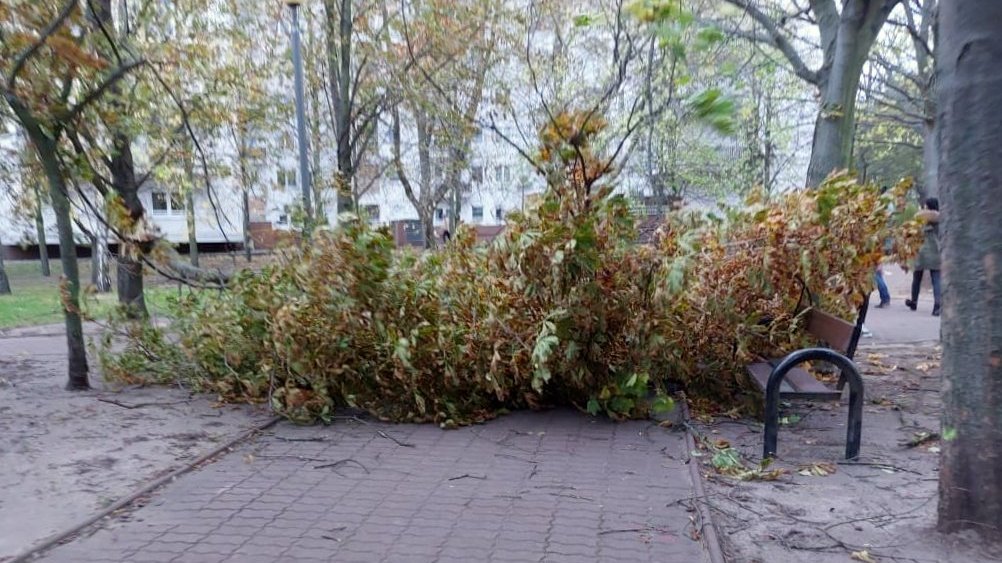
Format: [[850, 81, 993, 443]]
[[35, 412, 708, 563]]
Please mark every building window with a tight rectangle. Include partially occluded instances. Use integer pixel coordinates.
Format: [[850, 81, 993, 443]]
[[151, 191, 169, 215], [472, 206, 484, 222], [494, 165, 511, 183], [435, 208, 446, 221], [170, 192, 185, 216], [151, 190, 185, 216], [363, 204, 380, 223], [495, 207, 503, 221], [277, 168, 297, 189], [277, 205, 290, 225], [471, 166, 483, 183]]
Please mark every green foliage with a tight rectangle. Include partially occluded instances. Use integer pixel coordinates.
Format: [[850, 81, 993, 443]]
[[688, 89, 736, 134], [101, 119, 918, 425]]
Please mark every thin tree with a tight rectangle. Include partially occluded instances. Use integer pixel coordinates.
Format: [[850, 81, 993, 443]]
[[1, 2, 144, 389], [18, 140, 52, 276], [0, 236, 10, 295], [323, 0, 393, 215], [935, 0, 1002, 538]]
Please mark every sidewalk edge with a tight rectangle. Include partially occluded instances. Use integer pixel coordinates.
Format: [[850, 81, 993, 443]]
[[682, 402, 728, 563], [9, 416, 282, 563]]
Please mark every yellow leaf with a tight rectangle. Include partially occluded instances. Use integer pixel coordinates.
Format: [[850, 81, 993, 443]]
[[851, 549, 877, 563]]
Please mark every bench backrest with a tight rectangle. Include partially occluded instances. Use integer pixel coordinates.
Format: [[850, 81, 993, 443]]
[[805, 309, 861, 358]]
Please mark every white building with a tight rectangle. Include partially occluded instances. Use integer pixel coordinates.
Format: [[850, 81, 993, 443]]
[[2, 0, 815, 257]]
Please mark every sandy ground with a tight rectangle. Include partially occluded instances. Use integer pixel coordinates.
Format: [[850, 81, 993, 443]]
[[0, 323, 272, 560], [692, 341, 996, 563]]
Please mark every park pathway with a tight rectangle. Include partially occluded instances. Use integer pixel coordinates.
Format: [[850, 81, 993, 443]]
[[35, 410, 710, 563]]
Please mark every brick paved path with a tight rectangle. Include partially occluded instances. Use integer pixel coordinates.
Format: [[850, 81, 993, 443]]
[[39, 410, 708, 562]]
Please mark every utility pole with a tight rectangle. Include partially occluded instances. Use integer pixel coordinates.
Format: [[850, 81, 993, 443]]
[[286, 0, 314, 235]]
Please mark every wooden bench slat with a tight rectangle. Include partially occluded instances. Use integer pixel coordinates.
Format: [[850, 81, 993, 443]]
[[748, 362, 842, 402], [748, 362, 794, 394], [806, 310, 857, 355]]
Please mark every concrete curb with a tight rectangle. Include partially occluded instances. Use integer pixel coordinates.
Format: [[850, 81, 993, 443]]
[[681, 402, 728, 563], [9, 416, 282, 563]]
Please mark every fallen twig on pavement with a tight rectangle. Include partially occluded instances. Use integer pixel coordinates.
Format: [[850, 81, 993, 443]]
[[448, 473, 486, 481], [377, 430, 415, 447], [598, 528, 645, 535], [272, 435, 329, 442], [254, 454, 329, 462], [837, 460, 922, 475], [96, 398, 190, 409], [314, 458, 370, 473]]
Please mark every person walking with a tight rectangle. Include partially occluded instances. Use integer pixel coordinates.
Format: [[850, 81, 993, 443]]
[[904, 197, 942, 316], [874, 186, 894, 308], [874, 264, 891, 308]]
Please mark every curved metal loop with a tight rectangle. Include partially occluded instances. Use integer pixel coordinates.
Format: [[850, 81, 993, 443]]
[[763, 347, 864, 461]]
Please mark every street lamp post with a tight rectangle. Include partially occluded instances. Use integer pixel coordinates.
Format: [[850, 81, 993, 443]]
[[286, 0, 313, 233]]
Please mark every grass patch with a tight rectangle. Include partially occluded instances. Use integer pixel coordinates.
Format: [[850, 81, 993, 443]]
[[0, 260, 174, 329]]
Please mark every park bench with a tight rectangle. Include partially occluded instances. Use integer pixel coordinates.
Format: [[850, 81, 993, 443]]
[[747, 295, 869, 461]]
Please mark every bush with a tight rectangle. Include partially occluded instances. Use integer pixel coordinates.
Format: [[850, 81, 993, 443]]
[[100, 114, 920, 423]]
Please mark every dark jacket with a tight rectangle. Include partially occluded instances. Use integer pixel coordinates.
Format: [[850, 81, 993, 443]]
[[913, 210, 941, 271]]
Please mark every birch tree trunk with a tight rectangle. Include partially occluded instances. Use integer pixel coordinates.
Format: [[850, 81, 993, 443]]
[[90, 221, 112, 293]]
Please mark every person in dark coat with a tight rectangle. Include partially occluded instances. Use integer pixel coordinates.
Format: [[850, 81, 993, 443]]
[[904, 197, 941, 316]]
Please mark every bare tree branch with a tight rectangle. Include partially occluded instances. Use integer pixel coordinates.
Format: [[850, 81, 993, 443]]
[[722, 0, 820, 85], [6, 0, 78, 88], [57, 59, 146, 133]]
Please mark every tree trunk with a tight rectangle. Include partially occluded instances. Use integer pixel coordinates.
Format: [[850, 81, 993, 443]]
[[185, 189, 198, 267], [109, 133, 148, 318], [449, 184, 461, 233], [33, 182, 51, 277], [39, 145, 90, 390], [805, 45, 869, 187], [242, 190, 252, 263], [798, 1, 899, 187], [325, 0, 356, 215], [936, 0, 1002, 538], [0, 237, 11, 295], [419, 208, 436, 250], [182, 140, 199, 267], [922, 119, 939, 198]]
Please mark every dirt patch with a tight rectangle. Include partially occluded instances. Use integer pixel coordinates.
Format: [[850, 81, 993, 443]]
[[0, 333, 271, 559], [690, 342, 996, 562]]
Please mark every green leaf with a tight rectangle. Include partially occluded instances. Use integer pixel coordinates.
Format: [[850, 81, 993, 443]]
[[586, 398, 601, 415], [652, 395, 675, 414], [609, 396, 635, 414], [694, 27, 724, 49], [711, 448, 742, 470], [942, 427, 958, 441], [688, 88, 736, 134], [573, 14, 594, 27]]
